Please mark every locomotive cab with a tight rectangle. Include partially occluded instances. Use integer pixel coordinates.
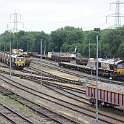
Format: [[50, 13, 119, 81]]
[[115, 62, 124, 75], [11, 55, 25, 69]]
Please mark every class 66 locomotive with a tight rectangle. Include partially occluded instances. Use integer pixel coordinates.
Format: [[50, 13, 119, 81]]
[[98, 59, 124, 80], [0, 51, 25, 70], [58, 58, 124, 81], [12, 49, 31, 67], [11, 54, 25, 69]]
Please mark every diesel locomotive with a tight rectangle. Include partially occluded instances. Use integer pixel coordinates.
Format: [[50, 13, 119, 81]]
[[0, 51, 25, 69]]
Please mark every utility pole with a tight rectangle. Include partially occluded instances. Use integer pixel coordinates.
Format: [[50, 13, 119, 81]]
[[8, 10, 24, 32], [106, 0, 124, 28], [27, 41, 28, 52], [89, 41, 90, 59], [89, 41, 96, 59], [89, 41, 96, 82], [10, 40, 12, 78], [40, 39, 43, 89], [94, 28, 100, 124], [44, 46, 46, 56]]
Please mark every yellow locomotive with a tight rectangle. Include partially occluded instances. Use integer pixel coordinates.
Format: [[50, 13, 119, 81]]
[[0, 51, 25, 69], [58, 58, 124, 81], [11, 54, 25, 69], [116, 61, 124, 75], [12, 49, 31, 66], [98, 59, 124, 78], [19, 54, 31, 66]]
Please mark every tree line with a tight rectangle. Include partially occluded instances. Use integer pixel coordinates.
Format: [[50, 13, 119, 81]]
[[0, 26, 124, 59]]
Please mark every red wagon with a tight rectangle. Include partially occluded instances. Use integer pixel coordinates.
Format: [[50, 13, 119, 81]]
[[86, 82, 124, 106], [76, 58, 89, 65]]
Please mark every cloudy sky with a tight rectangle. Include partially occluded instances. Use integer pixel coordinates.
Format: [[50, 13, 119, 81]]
[[0, 0, 124, 34]]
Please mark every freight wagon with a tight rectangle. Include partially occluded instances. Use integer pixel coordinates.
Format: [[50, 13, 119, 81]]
[[27, 52, 38, 57], [51, 54, 72, 62], [86, 82, 124, 106], [76, 58, 89, 65], [58, 59, 124, 81]]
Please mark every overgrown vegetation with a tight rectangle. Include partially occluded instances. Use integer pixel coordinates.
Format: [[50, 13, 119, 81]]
[[0, 26, 124, 58], [0, 94, 39, 120]]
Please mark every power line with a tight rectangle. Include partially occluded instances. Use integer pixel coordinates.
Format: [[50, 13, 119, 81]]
[[7, 10, 24, 32], [106, 0, 124, 28]]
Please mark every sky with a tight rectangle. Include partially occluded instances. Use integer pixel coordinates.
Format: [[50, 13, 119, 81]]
[[0, 0, 124, 34]]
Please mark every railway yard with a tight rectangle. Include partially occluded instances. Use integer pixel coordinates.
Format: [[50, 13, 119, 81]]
[[0, 57, 124, 124], [1, 0, 124, 123]]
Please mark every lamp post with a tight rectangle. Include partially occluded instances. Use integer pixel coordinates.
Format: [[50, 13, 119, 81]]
[[27, 41, 28, 52], [40, 39, 42, 89], [44, 45, 46, 56], [89, 41, 90, 59], [10, 40, 12, 78], [94, 28, 100, 123], [89, 41, 96, 81], [89, 41, 96, 59], [9, 31, 13, 78]]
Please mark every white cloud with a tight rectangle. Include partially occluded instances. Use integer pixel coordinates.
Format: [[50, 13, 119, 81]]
[[0, 0, 124, 34]]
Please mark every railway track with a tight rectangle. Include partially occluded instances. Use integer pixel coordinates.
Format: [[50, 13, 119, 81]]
[[0, 99, 35, 124], [1, 62, 123, 112], [33, 59, 124, 85], [0, 71, 123, 124], [0, 87, 80, 124], [0, 74, 83, 124], [0, 62, 124, 123], [23, 66, 81, 85]]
